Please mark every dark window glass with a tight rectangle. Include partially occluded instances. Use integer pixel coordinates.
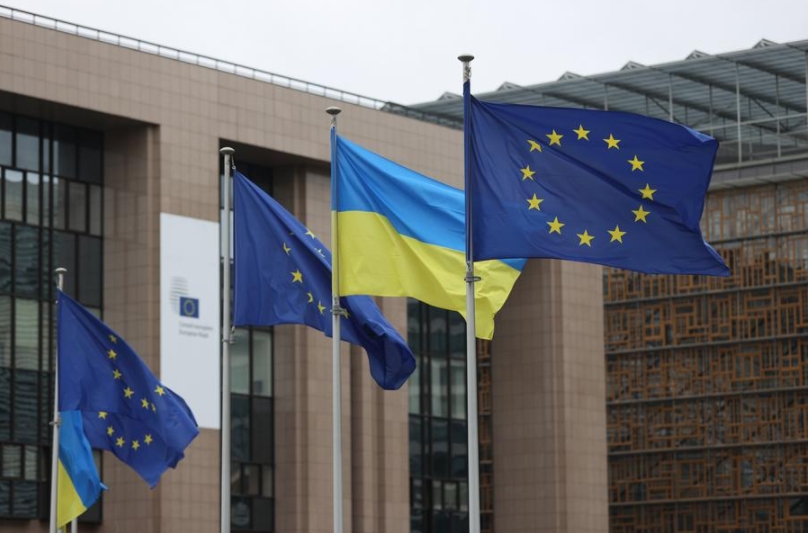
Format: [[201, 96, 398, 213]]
[[410, 416, 422, 476], [252, 497, 273, 531], [24, 446, 37, 481], [450, 361, 466, 420], [409, 357, 421, 415], [2, 444, 22, 477], [53, 125, 76, 178], [26, 173, 40, 226], [42, 127, 50, 174], [68, 181, 87, 232], [231, 331, 249, 394], [12, 481, 37, 518], [89, 185, 102, 236], [449, 313, 465, 359], [4, 169, 23, 222], [252, 331, 272, 396], [13, 370, 38, 443], [232, 395, 250, 462], [0, 113, 11, 166], [432, 419, 449, 479], [243, 464, 260, 496], [431, 358, 448, 417], [450, 421, 468, 479], [0, 223, 10, 293], [78, 131, 102, 184], [15, 226, 39, 298], [231, 497, 251, 530], [78, 236, 102, 308], [407, 299, 421, 351], [433, 510, 449, 532], [411, 509, 424, 533], [15, 118, 39, 172], [14, 299, 38, 371], [0, 481, 8, 515], [429, 308, 447, 354], [52, 177, 66, 230], [39, 379, 50, 442], [251, 397, 273, 465], [41, 175, 51, 228], [53, 232, 76, 296], [0, 368, 9, 439], [261, 465, 273, 497]]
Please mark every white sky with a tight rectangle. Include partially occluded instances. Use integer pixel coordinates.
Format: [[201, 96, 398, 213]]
[[6, 0, 808, 105]]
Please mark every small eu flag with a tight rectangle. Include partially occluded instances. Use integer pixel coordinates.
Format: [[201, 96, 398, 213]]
[[468, 95, 729, 276], [179, 297, 199, 318], [57, 291, 199, 487], [233, 170, 416, 390]]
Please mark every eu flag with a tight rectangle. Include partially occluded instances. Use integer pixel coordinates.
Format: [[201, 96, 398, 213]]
[[58, 291, 199, 487], [468, 96, 729, 276], [233, 170, 416, 390]]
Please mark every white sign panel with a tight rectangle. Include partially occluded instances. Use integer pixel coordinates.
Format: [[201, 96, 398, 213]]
[[160, 212, 221, 429]]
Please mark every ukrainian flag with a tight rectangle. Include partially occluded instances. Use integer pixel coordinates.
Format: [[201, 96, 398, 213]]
[[57, 410, 105, 528], [333, 135, 525, 339]]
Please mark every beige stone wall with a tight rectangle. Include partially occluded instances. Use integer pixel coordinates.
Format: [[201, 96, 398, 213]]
[[0, 14, 607, 533]]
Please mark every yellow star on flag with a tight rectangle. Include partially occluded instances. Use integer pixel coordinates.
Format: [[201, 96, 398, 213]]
[[546, 130, 563, 146], [155, 385, 165, 396], [291, 270, 303, 283], [304, 229, 316, 239], [112, 369, 122, 380], [132, 440, 140, 451], [608, 225, 627, 243], [109, 334, 117, 343], [639, 183, 656, 200], [307, 291, 314, 303], [107, 426, 114, 436], [151, 403, 157, 412], [632, 205, 650, 223], [628, 155, 645, 171], [577, 230, 595, 247], [527, 139, 543, 152], [520, 166, 536, 181], [116, 437, 125, 448], [107, 349, 117, 360], [547, 216, 565, 235], [145, 434, 153, 445], [603, 134, 621, 150], [123, 387, 134, 399], [573, 125, 590, 140], [527, 194, 544, 211], [282, 243, 291, 255], [98, 411, 108, 419], [318, 301, 326, 315], [141, 398, 149, 409]]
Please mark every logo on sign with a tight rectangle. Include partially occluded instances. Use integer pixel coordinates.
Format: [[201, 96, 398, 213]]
[[180, 297, 199, 318]]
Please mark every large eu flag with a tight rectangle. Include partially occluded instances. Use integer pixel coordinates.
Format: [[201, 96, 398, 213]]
[[233, 170, 416, 390], [58, 291, 199, 487], [468, 96, 729, 276]]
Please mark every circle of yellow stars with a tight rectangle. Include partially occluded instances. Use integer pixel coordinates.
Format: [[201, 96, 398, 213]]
[[520, 125, 658, 248]]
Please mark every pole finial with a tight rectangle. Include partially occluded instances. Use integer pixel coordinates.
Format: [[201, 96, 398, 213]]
[[326, 107, 342, 116], [458, 54, 475, 63], [54, 267, 67, 275], [220, 147, 235, 156]]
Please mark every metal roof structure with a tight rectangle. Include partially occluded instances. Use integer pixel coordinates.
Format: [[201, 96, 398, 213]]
[[406, 39, 808, 168]]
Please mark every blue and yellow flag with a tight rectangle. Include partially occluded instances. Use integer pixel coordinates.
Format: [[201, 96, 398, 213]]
[[467, 95, 729, 276], [57, 410, 105, 528], [333, 135, 525, 340], [232, 170, 416, 390], [58, 291, 199, 487]]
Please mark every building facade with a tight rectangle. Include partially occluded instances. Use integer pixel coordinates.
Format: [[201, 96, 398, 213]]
[[0, 6, 607, 533]]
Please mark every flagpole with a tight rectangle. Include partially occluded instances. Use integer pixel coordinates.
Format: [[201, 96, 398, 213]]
[[48, 267, 67, 533], [326, 105, 344, 533], [71, 517, 77, 533], [459, 54, 481, 533], [220, 147, 235, 533]]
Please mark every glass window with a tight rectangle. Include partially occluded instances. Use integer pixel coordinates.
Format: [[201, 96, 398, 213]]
[[89, 185, 102, 236], [25, 173, 40, 226], [0, 481, 7, 517], [52, 177, 66, 230], [449, 313, 465, 359], [0, 224, 10, 293], [231, 498, 250, 530], [243, 464, 260, 496], [23, 446, 37, 481], [53, 125, 76, 178], [252, 497, 273, 531], [4, 169, 24, 222], [2, 444, 21, 477], [78, 236, 102, 308], [444, 482, 458, 511], [450, 361, 466, 420], [408, 360, 421, 414], [13, 370, 38, 443], [14, 118, 39, 172], [431, 358, 448, 417], [0, 297, 9, 368], [231, 462, 242, 495], [12, 481, 37, 518], [431, 419, 449, 478], [231, 330, 249, 394], [252, 331, 272, 396], [78, 131, 102, 184], [250, 397, 272, 465], [407, 299, 421, 351], [0, 368, 9, 439], [0, 113, 11, 166], [429, 308, 447, 354], [261, 465, 273, 497], [450, 420, 468, 479], [53, 232, 76, 296], [41, 175, 51, 228], [409, 416, 422, 476], [14, 299, 38, 371], [68, 181, 87, 232], [432, 480, 443, 510], [231, 395, 250, 462], [15, 226, 39, 298]]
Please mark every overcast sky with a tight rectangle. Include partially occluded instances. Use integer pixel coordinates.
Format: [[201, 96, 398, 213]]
[[6, 0, 808, 105]]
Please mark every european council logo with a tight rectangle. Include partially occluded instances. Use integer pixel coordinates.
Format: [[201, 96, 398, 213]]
[[179, 297, 199, 318]]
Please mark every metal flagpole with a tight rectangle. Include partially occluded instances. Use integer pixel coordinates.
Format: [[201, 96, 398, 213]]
[[326, 106, 344, 533], [71, 517, 77, 533], [220, 147, 235, 533], [48, 267, 67, 533], [459, 54, 482, 533]]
